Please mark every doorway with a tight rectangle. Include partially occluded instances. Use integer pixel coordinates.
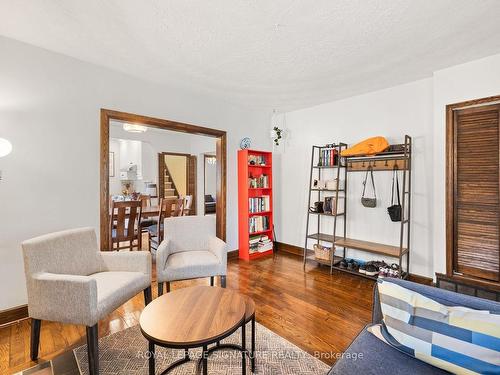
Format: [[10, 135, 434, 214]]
[[158, 152, 197, 215], [100, 109, 226, 250], [204, 154, 217, 215]]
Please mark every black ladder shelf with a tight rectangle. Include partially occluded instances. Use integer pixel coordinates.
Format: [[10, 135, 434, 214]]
[[303, 143, 348, 270], [303, 136, 412, 280]]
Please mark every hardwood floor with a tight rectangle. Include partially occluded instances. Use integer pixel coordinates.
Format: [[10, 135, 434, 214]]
[[0, 252, 373, 374]]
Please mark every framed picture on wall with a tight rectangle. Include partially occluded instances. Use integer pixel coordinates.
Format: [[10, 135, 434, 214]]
[[109, 152, 115, 177]]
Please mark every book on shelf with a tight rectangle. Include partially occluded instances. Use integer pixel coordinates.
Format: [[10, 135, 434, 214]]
[[248, 215, 270, 233], [318, 145, 338, 167], [248, 195, 270, 213], [248, 155, 267, 166], [248, 174, 269, 188], [249, 235, 273, 253]]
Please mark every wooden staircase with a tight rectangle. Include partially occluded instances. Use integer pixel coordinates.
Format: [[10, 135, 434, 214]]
[[163, 171, 178, 199]]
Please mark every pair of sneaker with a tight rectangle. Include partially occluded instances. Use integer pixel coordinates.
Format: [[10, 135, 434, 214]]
[[379, 263, 400, 278], [338, 258, 360, 271], [359, 263, 378, 276]]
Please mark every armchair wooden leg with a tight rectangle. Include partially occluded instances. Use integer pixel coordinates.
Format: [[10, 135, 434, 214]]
[[86, 324, 99, 375], [210, 276, 214, 286], [220, 275, 226, 288], [166, 281, 170, 293], [144, 286, 152, 305], [30, 318, 41, 361], [158, 282, 164, 296]]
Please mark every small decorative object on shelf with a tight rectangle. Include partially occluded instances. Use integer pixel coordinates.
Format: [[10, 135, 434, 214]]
[[238, 149, 274, 260], [240, 137, 251, 150], [248, 154, 267, 166], [313, 244, 332, 261], [248, 173, 269, 188]]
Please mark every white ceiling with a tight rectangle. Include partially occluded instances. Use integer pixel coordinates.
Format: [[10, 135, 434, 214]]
[[1, 0, 500, 111]]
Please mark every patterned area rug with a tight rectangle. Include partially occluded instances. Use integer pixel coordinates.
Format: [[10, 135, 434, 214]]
[[74, 322, 330, 374]]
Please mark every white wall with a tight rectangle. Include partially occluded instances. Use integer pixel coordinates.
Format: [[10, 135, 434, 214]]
[[277, 52, 500, 279], [432, 53, 500, 276], [0, 36, 271, 310], [275, 79, 434, 277]]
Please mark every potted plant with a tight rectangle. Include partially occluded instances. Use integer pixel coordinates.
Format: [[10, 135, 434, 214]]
[[270, 126, 283, 146]]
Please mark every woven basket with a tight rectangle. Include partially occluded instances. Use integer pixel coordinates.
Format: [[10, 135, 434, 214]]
[[313, 244, 332, 261]]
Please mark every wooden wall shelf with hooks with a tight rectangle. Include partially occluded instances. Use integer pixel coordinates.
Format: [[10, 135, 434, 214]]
[[347, 157, 408, 171]]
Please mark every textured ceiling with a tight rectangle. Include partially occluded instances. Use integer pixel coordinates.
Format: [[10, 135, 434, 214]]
[[1, 0, 500, 110]]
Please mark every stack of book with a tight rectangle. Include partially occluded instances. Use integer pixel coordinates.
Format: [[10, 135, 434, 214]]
[[248, 155, 267, 166], [249, 235, 273, 254], [249, 195, 270, 213], [248, 174, 269, 188], [318, 145, 338, 167], [249, 215, 270, 233]]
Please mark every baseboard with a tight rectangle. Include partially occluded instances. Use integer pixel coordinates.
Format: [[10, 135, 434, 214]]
[[276, 241, 433, 286], [227, 249, 239, 260], [0, 304, 29, 327]]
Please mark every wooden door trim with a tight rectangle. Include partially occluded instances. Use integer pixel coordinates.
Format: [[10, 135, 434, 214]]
[[100, 109, 227, 250], [445, 95, 500, 278]]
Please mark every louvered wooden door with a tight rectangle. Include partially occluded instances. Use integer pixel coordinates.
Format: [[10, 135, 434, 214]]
[[452, 104, 500, 281]]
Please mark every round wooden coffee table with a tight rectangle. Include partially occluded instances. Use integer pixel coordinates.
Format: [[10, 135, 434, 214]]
[[140, 286, 247, 375], [202, 295, 256, 372]]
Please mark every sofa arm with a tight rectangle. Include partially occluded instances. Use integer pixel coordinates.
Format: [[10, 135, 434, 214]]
[[209, 237, 227, 273], [100, 251, 151, 279], [29, 272, 98, 326], [156, 239, 171, 275]]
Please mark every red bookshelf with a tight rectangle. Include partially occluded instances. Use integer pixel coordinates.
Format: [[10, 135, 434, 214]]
[[238, 149, 274, 260]]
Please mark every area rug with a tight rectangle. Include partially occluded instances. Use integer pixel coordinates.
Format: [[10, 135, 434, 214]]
[[74, 322, 330, 374]]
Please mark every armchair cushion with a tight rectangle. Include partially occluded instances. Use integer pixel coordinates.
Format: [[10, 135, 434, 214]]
[[164, 216, 215, 254], [22, 227, 101, 276], [160, 251, 222, 281], [92, 271, 150, 322]]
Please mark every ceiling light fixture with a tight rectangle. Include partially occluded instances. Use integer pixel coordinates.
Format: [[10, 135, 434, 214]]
[[123, 123, 147, 133], [0, 138, 12, 157]]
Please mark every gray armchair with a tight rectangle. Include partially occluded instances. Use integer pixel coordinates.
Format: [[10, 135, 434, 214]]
[[22, 227, 152, 375], [156, 215, 227, 294]]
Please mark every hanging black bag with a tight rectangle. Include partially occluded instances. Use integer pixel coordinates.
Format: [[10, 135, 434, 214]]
[[387, 167, 402, 222], [361, 166, 377, 208]]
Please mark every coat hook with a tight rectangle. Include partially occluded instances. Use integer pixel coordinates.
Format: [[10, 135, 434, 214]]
[[362, 161, 365, 167], [373, 160, 377, 167], [384, 159, 388, 166]]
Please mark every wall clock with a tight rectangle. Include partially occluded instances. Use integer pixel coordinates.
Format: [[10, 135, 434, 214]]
[[240, 137, 251, 150]]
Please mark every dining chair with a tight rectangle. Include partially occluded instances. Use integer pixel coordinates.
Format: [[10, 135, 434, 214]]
[[182, 195, 193, 215], [148, 197, 177, 252], [173, 197, 184, 217], [109, 200, 142, 251], [138, 194, 151, 208], [138, 194, 157, 230]]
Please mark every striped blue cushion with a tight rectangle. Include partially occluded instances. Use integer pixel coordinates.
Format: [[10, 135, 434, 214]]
[[371, 279, 500, 374]]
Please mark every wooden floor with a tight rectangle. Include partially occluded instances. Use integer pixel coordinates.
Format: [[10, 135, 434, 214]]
[[0, 252, 374, 374]]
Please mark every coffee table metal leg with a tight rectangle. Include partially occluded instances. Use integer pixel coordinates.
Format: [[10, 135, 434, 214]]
[[241, 322, 246, 375], [202, 345, 208, 375], [148, 341, 155, 375], [251, 316, 255, 372]]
